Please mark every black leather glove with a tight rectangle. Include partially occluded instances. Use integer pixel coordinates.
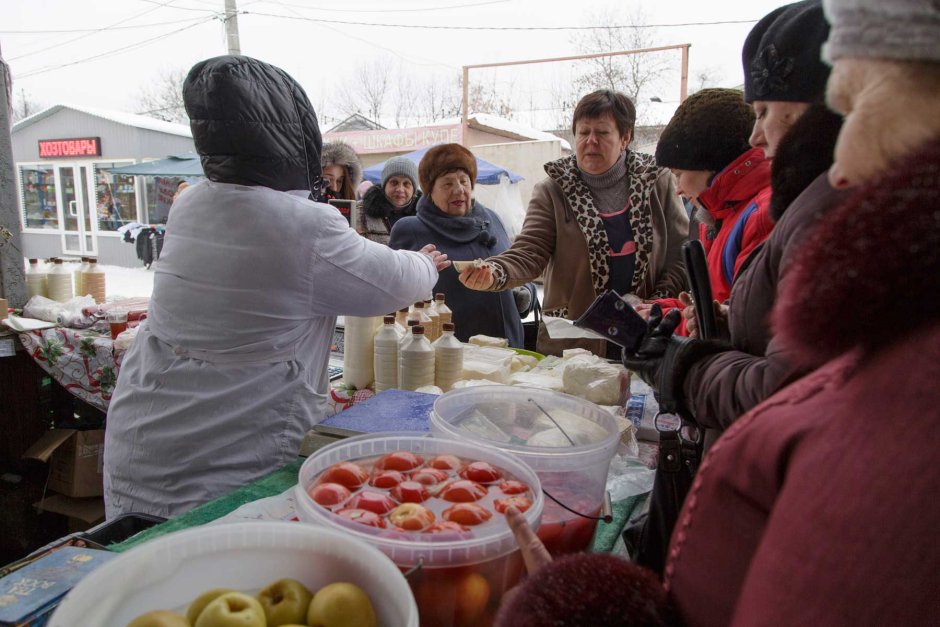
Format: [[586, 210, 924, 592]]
[[512, 285, 533, 316], [621, 304, 726, 418]]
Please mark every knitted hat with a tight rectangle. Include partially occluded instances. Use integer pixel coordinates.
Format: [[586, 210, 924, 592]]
[[822, 0, 940, 64], [418, 143, 477, 194], [743, 0, 831, 103], [381, 156, 419, 188], [655, 88, 755, 173]]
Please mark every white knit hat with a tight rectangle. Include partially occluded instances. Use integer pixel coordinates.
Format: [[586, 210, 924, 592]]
[[822, 0, 940, 63]]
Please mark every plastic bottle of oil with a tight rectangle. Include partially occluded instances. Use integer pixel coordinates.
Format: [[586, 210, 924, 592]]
[[424, 298, 441, 342], [46, 258, 73, 303], [434, 292, 452, 328], [433, 322, 464, 392], [82, 258, 107, 304], [26, 258, 48, 299], [399, 325, 435, 391]]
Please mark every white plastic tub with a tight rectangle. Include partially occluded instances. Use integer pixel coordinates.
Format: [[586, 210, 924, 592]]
[[431, 385, 620, 555], [48, 521, 418, 627]]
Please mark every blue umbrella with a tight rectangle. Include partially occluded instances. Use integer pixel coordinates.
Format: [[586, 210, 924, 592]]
[[362, 145, 524, 185]]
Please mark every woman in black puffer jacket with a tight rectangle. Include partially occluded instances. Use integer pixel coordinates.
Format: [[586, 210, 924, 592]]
[[357, 156, 421, 245]]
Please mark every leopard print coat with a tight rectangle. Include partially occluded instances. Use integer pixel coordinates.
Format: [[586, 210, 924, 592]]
[[488, 151, 689, 323]]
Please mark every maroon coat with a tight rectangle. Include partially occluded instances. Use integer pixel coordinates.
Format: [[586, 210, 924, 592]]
[[666, 139, 940, 626]]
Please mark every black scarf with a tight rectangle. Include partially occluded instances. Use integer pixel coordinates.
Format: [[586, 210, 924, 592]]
[[416, 195, 498, 248]]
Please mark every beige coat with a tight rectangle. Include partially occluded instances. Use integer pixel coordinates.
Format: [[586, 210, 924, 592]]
[[487, 152, 688, 355]]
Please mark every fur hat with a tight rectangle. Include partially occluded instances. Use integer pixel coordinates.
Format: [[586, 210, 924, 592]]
[[822, 0, 940, 64], [418, 143, 477, 194], [655, 88, 754, 173], [381, 156, 419, 189], [743, 0, 831, 103], [320, 141, 362, 197]]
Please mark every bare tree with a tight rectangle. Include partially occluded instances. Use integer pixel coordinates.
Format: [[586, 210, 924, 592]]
[[468, 79, 513, 118], [11, 88, 41, 122], [410, 74, 461, 125], [689, 66, 724, 94], [135, 68, 187, 123], [332, 59, 393, 124], [570, 7, 671, 124]]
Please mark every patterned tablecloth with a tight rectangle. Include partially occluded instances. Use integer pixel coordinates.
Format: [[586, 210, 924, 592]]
[[18, 327, 126, 412]]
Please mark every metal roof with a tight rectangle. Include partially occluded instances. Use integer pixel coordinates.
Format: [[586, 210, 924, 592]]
[[12, 103, 192, 138]]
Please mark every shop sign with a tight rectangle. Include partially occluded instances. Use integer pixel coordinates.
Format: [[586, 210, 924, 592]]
[[324, 125, 463, 154], [38, 137, 102, 158]]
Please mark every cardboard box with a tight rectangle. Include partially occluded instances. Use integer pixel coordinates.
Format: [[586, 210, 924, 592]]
[[23, 430, 104, 498], [33, 494, 105, 534], [0, 546, 116, 627]]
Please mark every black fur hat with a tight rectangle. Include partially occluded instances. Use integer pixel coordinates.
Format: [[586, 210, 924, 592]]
[[655, 88, 754, 173], [743, 0, 831, 103]]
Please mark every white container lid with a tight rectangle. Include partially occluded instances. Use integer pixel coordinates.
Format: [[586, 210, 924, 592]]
[[430, 385, 620, 473]]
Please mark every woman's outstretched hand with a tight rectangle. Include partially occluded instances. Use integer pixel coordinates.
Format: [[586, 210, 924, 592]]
[[459, 263, 496, 290], [506, 506, 552, 574]]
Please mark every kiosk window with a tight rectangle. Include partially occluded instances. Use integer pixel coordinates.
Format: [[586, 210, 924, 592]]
[[20, 164, 59, 229], [94, 163, 138, 231]]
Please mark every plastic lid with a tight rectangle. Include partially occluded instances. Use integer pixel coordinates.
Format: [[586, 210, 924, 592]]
[[412, 325, 425, 335], [414, 301, 425, 308], [384, 315, 396, 324], [407, 319, 419, 327], [442, 322, 455, 332], [435, 293, 445, 300], [431, 386, 619, 471]]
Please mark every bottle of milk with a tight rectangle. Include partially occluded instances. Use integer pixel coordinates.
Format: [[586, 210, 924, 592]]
[[424, 298, 441, 342], [83, 258, 107, 304], [73, 257, 89, 297], [26, 258, 48, 299], [373, 315, 400, 392], [343, 316, 379, 390], [433, 322, 464, 392], [399, 325, 435, 391], [434, 292, 452, 328], [46, 258, 73, 303]]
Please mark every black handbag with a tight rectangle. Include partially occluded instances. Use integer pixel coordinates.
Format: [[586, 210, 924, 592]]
[[522, 295, 541, 352], [628, 418, 702, 575]]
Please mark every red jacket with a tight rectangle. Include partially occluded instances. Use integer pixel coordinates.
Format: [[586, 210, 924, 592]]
[[655, 148, 771, 334]]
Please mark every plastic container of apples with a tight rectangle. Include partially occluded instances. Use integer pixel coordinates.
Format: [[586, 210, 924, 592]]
[[48, 521, 418, 626], [294, 432, 544, 627]]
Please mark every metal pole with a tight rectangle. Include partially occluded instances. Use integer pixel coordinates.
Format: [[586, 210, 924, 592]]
[[461, 65, 469, 146], [0, 45, 27, 306], [680, 44, 690, 102], [224, 0, 241, 56]]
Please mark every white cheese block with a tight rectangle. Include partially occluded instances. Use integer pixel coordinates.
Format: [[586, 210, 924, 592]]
[[562, 348, 595, 359], [469, 334, 509, 348], [510, 354, 539, 372], [562, 359, 626, 405], [461, 358, 511, 384], [509, 371, 565, 392]]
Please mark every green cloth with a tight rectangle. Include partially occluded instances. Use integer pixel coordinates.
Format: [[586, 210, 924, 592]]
[[107, 459, 303, 553], [590, 494, 646, 554]]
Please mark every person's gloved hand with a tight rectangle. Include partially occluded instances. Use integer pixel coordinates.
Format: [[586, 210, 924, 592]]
[[621, 304, 685, 387], [512, 285, 533, 316]]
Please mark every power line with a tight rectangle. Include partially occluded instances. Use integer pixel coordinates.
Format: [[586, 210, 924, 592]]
[[255, 0, 510, 13], [135, 0, 220, 13], [13, 15, 219, 79], [0, 16, 216, 35], [8, 0, 210, 62], [242, 11, 760, 31]]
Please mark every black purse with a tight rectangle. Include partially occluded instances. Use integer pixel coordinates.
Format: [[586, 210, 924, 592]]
[[522, 294, 541, 352]]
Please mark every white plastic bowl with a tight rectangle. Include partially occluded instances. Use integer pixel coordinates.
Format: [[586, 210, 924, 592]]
[[48, 521, 418, 627]]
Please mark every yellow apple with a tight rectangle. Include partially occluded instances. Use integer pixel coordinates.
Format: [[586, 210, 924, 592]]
[[193, 591, 266, 627], [186, 588, 236, 625], [307, 582, 377, 627], [257, 578, 313, 626], [126, 610, 190, 627], [454, 572, 490, 626]]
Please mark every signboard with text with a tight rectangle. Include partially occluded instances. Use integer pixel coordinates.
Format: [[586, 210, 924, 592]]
[[38, 137, 102, 158], [324, 125, 463, 155]]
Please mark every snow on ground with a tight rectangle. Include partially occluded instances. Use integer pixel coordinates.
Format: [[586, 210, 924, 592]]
[[101, 264, 155, 299]]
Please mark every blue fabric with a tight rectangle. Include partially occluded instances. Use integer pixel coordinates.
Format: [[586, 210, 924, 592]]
[[389, 196, 526, 347], [363, 144, 524, 185], [722, 200, 761, 285]]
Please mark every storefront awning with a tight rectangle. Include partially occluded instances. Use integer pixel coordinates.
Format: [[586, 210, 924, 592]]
[[108, 153, 203, 177]]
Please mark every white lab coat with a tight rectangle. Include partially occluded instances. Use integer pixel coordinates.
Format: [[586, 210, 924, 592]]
[[104, 181, 437, 518]]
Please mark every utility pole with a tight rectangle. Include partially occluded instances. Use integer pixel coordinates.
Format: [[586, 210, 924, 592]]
[[0, 44, 27, 307], [224, 0, 241, 56]]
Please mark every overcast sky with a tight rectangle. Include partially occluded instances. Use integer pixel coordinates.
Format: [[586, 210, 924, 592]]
[[3, 0, 792, 128]]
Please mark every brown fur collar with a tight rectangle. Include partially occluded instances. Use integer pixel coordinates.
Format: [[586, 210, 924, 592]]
[[773, 138, 940, 367]]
